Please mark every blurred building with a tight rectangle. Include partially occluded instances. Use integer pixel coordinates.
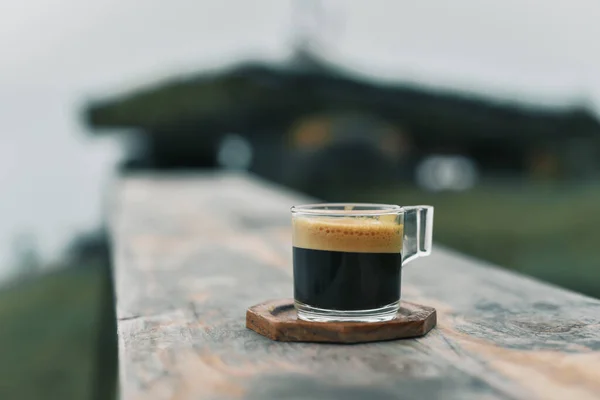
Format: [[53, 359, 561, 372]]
[[85, 54, 600, 193]]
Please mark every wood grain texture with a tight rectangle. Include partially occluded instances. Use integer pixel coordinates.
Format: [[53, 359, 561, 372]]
[[246, 299, 436, 343], [110, 172, 600, 400]]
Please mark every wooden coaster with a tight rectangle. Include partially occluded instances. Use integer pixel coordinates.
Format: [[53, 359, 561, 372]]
[[246, 299, 436, 343]]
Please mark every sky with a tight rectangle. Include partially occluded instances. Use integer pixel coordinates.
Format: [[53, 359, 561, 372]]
[[3, 0, 600, 104], [0, 0, 599, 277]]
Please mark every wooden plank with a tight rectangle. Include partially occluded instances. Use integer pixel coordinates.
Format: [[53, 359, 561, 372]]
[[110, 173, 600, 400]]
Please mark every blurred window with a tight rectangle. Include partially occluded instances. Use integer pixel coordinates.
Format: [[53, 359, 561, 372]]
[[416, 155, 478, 191], [217, 134, 253, 170]]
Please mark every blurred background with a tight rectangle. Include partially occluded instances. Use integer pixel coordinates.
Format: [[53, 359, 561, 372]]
[[2, 0, 600, 398]]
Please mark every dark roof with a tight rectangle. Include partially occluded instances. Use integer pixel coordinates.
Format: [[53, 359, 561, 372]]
[[85, 60, 600, 138]]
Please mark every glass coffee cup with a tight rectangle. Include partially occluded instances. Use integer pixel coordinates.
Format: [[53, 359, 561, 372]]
[[291, 203, 433, 323]]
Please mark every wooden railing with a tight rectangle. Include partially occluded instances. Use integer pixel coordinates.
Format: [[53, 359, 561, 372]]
[[109, 172, 600, 400]]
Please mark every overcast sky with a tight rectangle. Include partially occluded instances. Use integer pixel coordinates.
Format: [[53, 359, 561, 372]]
[[0, 0, 599, 276], [2, 0, 600, 103]]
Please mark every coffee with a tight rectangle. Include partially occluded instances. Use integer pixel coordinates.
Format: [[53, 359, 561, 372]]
[[292, 216, 403, 311]]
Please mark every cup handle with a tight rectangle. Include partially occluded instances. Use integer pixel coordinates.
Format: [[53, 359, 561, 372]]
[[402, 206, 434, 264]]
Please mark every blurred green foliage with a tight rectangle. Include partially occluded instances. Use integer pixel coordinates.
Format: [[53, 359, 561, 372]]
[[0, 265, 106, 400], [334, 182, 600, 299]]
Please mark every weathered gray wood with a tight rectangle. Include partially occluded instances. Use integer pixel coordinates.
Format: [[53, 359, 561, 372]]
[[110, 173, 600, 400]]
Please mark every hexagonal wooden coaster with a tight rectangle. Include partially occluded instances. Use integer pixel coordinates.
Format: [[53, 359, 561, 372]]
[[246, 299, 436, 343]]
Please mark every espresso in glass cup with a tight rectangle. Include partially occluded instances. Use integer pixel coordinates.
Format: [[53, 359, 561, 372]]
[[291, 204, 433, 322]]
